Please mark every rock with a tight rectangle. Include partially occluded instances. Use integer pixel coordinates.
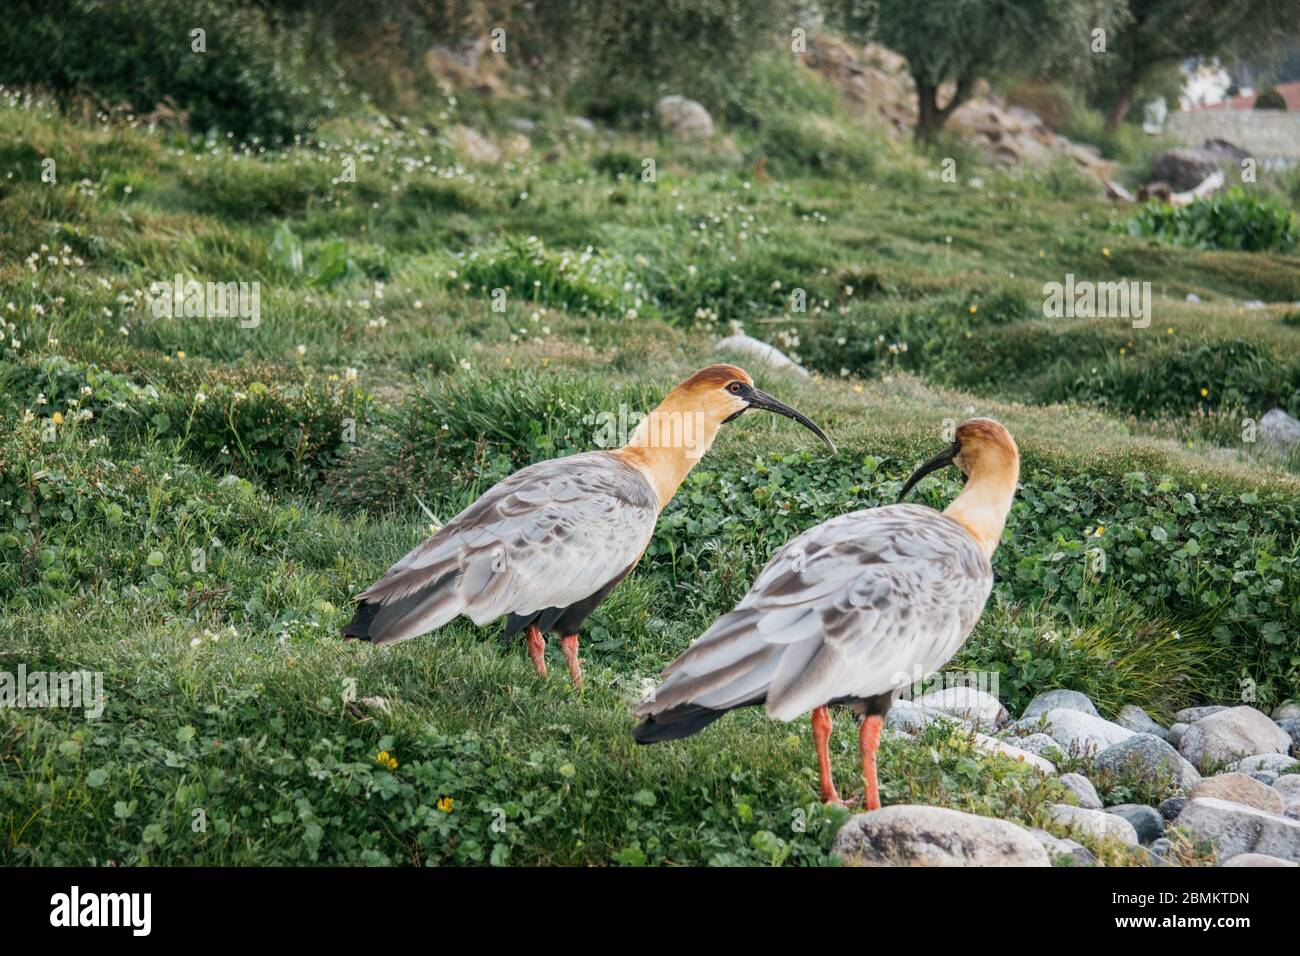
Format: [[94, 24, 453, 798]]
[[1179, 707, 1292, 766], [1176, 706, 1228, 723], [1176, 797, 1300, 862], [1221, 853, 1297, 867], [1094, 734, 1201, 791], [1150, 144, 1243, 191], [885, 698, 971, 735], [1116, 705, 1168, 741], [1189, 773, 1285, 814], [1022, 709, 1134, 756], [1250, 771, 1279, 787], [1160, 797, 1187, 822], [916, 687, 1008, 728], [973, 733, 1056, 775], [505, 117, 538, 134], [833, 805, 1050, 867], [1276, 717, 1300, 754], [1273, 702, 1300, 722], [1272, 775, 1300, 799], [1049, 804, 1139, 845], [1168, 723, 1189, 748], [1259, 408, 1300, 455], [1148, 837, 1177, 862], [1230, 754, 1299, 774], [1059, 773, 1103, 810], [654, 96, 714, 142], [1028, 828, 1097, 866], [715, 334, 809, 378], [1017, 733, 1064, 760], [1107, 804, 1165, 845], [448, 125, 500, 164], [1021, 689, 1099, 722]]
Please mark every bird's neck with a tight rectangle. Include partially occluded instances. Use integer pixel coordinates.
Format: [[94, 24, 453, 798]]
[[614, 394, 720, 512], [943, 465, 1019, 559]]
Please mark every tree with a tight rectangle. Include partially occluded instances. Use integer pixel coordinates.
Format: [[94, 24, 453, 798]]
[[1094, 0, 1294, 134], [831, 0, 1126, 142]]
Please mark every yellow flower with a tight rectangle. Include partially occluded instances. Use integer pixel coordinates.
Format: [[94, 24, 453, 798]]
[[1037, 250, 1045, 258], [176, 350, 185, 360], [1200, 387, 1208, 398], [1095, 526, 1105, 536], [968, 305, 977, 314], [437, 796, 454, 813], [1102, 247, 1110, 257], [376, 750, 398, 770], [52, 411, 64, 425]]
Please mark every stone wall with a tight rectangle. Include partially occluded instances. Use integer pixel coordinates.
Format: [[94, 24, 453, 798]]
[[1166, 111, 1300, 166]]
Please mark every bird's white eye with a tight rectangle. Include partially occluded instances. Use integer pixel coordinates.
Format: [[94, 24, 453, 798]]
[[727, 382, 743, 394]]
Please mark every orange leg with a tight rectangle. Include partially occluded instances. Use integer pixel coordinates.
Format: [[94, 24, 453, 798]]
[[560, 634, 583, 688], [525, 625, 547, 678], [811, 705, 842, 805], [859, 714, 884, 811]]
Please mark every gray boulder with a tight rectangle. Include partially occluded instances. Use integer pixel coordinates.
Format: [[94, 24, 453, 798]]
[[1276, 717, 1300, 755], [1231, 753, 1299, 775], [654, 96, 714, 142], [1259, 408, 1300, 456], [1107, 804, 1165, 845], [1021, 689, 1099, 722], [1059, 772, 1103, 809], [1148, 837, 1177, 863], [1272, 702, 1300, 722], [1176, 797, 1300, 863], [1023, 708, 1134, 755], [1028, 828, 1097, 866], [1176, 706, 1228, 723], [1221, 853, 1297, 867], [1116, 705, 1168, 740], [886, 698, 972, 735], [1094, 733, 1201, 791], [1168, 722, 1190, 748], [1159, 796, 1187, 821], [834, 805, 1050, 867], [973, 733, 1057, 775], [1150, 142, 1245, 191], [1179, 707, 1292, 766], [1017, 733, 1065, 760], [1049, 804, 1139, 845], [916, 687, 1008, 729]]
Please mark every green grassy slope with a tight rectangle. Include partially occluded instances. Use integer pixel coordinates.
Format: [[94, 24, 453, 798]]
[[1, 81, 1297, 865]]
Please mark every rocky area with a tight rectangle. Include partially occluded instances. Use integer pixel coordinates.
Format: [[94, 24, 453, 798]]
[[835, 689, 1300, 867]]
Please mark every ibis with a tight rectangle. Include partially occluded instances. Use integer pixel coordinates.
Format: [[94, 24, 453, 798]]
[[342, 364, 835, 687], [633, 418, 1019, 809]]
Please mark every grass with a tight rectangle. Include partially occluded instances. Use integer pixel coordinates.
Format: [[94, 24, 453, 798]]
[[2, 61, 1299, 865]]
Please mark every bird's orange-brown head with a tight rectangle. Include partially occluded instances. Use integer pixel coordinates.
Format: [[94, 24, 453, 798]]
[[897, 417, 1019, 556], [619, 364, 835, 510]]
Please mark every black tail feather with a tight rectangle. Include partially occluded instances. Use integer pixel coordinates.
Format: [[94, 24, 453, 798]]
[[341, 601, 382, 641], [633, 703, 731, 743]]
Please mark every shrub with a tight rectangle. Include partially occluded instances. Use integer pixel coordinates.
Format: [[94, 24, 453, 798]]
[[1127, 188, 1296, 253], [0, 0, 346, 141], [1254, 87, 1288, 111]]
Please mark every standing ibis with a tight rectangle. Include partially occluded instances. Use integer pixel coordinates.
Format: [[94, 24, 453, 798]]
[[341, 364, 835, 687], [633, 418, 1019, 810]]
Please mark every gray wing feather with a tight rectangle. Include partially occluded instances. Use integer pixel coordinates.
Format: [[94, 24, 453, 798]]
[[359, 451, 657, 644], [639, 504, 993, 723]]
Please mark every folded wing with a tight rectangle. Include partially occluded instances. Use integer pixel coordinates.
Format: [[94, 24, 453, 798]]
[[346, 451, 658, 644], [637, 504, 993, 725]]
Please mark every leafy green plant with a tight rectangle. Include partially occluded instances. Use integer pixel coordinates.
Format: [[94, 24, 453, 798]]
[[1127, 188, 1296, 252]]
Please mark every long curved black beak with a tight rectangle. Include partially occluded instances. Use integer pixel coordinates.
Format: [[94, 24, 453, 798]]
[[728, 385, 837, 454], [897, 440, 961, 502]]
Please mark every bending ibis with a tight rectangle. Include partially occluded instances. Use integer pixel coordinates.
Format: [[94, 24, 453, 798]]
[[632, 418, 1019, 810], [341, 364, 835, 687]]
